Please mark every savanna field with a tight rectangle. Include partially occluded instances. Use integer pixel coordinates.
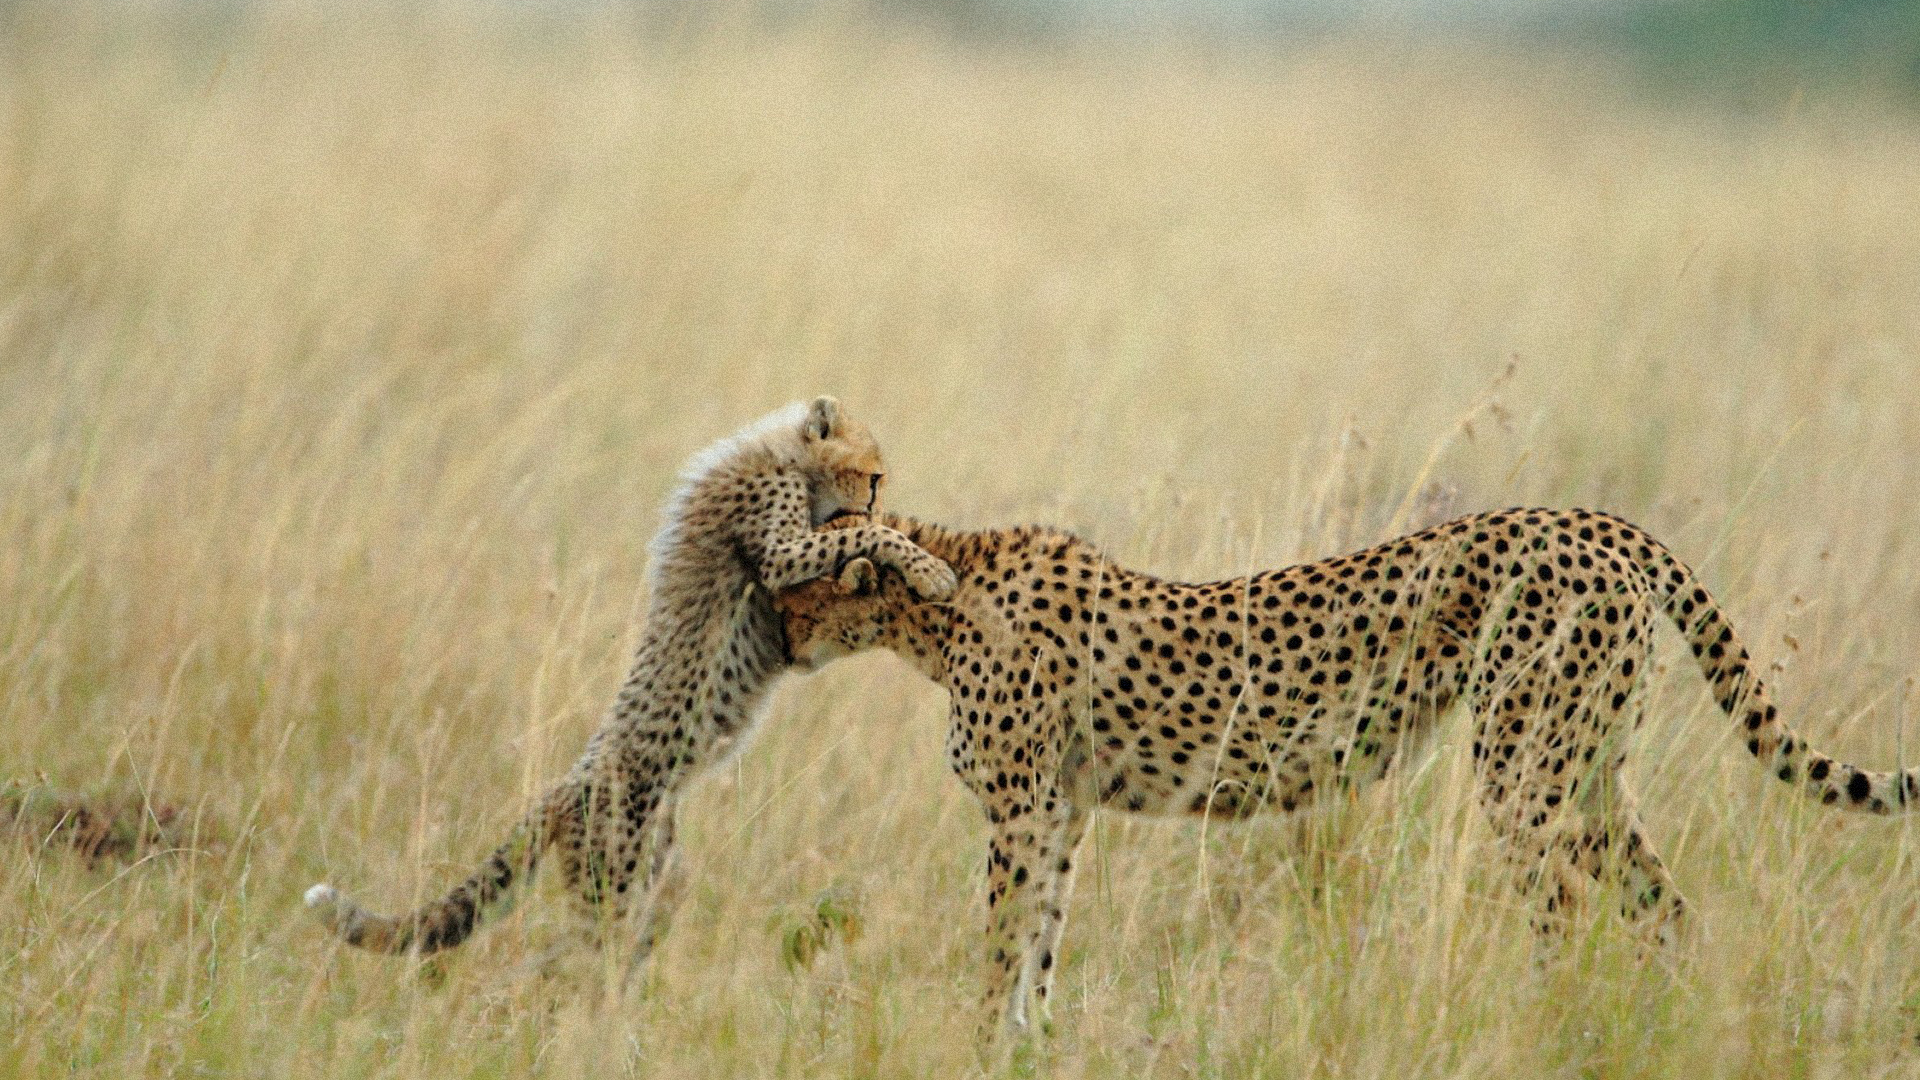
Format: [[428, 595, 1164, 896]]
[[5, 5, 1920, 1077]]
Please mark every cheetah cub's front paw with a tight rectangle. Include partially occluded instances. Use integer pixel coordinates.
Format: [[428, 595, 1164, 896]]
[[907, 557, 959, 602]]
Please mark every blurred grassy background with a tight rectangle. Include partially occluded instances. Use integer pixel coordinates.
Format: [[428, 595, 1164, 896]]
[[3, 1, 1920, 1077]]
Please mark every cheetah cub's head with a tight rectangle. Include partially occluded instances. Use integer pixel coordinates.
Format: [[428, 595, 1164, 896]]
[[799, 396, 887, 527], [774, 557, 899, 670]]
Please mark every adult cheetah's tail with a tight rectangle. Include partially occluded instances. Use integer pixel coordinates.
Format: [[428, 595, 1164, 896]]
[[1604, 511, 1919, 814], [304, 786, 564, 955]]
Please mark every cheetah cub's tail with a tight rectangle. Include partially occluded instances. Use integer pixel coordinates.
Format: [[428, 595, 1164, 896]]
[[1613, 513, 1920, 814], [305, 786, 564, 954]]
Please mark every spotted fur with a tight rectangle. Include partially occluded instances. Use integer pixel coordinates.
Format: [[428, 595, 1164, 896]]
[[305, 398, 956, 973], [775, 508, 1919, 1038]]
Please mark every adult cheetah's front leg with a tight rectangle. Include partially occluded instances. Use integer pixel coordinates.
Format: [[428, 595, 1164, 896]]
[[977, 784, 1082, 1046], [1025, 803, 1088, 1031]]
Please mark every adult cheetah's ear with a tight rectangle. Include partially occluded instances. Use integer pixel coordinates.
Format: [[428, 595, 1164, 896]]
[[803, 396, 842, 442], [837, 558, 878, 596]]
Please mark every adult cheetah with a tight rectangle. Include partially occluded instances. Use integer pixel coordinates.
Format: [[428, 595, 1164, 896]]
[[774, 508, 1920, 1038], [305, 398, 956, 978]]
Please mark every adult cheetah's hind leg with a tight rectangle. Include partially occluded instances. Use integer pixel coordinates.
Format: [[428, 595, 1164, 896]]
[[1470, 657, 1688, 951], [1589, 789, 1688, 949], [1507, 787, 1687, 951]]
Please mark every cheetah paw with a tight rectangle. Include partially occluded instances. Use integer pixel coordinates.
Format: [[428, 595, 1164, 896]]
[[910, 560, 959, 601]]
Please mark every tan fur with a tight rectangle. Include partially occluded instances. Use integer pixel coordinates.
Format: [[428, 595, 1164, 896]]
[[305, 398, 955, 975], [776, 509, 1919, 1040]]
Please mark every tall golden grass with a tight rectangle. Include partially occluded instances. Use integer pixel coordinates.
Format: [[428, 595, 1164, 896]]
[[5, 6, 1920, 1077]]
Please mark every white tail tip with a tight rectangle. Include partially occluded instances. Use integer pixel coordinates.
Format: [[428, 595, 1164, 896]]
[[304, 883, 342, 921]]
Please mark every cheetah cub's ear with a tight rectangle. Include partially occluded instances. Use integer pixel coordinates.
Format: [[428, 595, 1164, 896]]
[[803, 396, 843, 442], [838, 558, 879, 596]]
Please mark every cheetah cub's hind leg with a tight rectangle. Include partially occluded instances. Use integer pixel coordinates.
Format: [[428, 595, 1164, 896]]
[[619, 806, 687, 993]]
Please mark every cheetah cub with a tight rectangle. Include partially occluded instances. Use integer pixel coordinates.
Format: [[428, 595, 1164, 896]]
[[305, 397, 956, 978]]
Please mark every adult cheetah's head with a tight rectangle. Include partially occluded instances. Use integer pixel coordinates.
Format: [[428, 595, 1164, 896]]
[[799, 396, 887, 526], [774, 557, 900, 670]]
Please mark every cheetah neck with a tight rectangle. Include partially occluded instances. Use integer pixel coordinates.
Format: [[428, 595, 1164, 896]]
[[867, 598, 1019, 689], [886, 603, 961, 681], [871, 513, 1170, 683]]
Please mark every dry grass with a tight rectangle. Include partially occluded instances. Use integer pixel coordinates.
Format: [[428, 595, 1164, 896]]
[[5, 5, 1920, 1077]]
